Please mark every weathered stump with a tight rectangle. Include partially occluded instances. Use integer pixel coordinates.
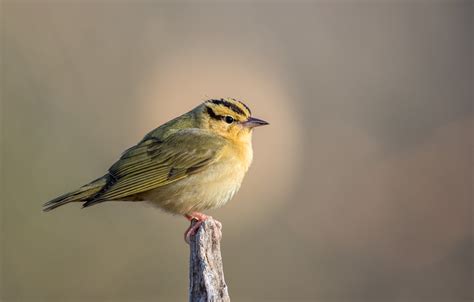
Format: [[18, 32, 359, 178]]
[[189, 218, 230, 302]]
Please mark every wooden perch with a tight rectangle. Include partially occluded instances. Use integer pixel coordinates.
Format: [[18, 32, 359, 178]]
[[189, 218, 230, 302]]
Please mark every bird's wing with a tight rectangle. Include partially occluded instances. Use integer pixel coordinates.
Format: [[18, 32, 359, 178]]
[[93, 129, 226, 201]]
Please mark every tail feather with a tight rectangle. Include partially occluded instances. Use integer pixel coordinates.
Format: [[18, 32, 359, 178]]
[[43, 176, 108, 212]]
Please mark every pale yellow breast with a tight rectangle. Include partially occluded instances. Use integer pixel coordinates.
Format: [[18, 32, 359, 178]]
[[142, 137, 253, 215]]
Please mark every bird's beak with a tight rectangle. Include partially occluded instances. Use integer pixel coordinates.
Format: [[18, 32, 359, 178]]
[[243, 117, 269, 128]]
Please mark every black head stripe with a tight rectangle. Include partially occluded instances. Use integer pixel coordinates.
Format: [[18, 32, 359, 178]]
[[238, 100, 251, 115], [206, 106, 221, 120], [210, 99, 245, 116]]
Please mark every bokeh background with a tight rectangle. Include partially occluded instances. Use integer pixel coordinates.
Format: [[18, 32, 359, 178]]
[[1, 1, 472, 302]]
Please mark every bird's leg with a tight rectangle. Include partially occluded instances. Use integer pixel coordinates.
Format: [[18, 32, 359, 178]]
[[184, 212, 210, 244]]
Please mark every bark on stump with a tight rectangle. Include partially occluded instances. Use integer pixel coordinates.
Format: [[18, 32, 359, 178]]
[[189, 218, 230, 302]]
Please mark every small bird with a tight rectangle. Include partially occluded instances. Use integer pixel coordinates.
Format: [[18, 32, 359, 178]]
[[43, 98, 268, 242]]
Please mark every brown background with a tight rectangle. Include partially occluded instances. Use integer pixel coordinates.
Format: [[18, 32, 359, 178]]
[[1, 1, 472, 302]]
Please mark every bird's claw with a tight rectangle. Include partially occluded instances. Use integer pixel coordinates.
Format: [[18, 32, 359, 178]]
[[184, 218, 204, 244], [184, 213, 223, 244], [184, 212, 209, 244]]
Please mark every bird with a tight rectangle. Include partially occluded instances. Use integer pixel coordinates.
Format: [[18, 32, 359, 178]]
[[43, 98, 268, 242]]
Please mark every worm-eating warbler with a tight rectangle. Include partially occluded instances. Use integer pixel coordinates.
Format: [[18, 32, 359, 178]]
[[43, 98, 268, 241]]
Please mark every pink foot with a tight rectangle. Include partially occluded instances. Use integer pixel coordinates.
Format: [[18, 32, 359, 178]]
[[184, 212, 209, 244]]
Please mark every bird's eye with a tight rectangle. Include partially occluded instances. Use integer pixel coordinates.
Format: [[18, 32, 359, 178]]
[[224, 116, 234, 124]]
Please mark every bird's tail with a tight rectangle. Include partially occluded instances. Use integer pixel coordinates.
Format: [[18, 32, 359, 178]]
[[43, 176, 108, 212]]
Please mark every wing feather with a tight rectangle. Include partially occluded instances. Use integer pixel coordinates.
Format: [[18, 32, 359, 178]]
[[93, 129, 226, 201]]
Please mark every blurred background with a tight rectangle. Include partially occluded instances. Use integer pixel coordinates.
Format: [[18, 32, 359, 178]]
[[1, 1, 472, 302]]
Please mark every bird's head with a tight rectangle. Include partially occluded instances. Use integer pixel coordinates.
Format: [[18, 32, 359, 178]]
[[197, 98, 268, 141]]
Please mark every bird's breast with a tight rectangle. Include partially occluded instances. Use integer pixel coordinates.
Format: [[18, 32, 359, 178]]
[[144, 139, 253, 214], [230, 134, 253, 173]]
